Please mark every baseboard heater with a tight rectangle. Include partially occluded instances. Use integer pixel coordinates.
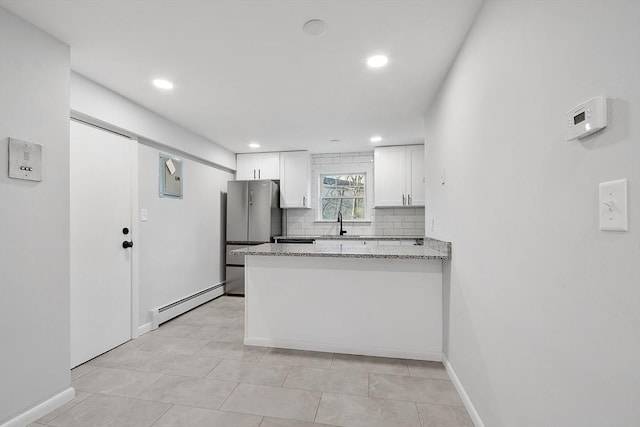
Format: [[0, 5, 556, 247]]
[[150, 281, 225, 330]]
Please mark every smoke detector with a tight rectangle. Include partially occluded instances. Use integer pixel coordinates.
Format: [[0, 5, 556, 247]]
[[303, 19, 327, 36]]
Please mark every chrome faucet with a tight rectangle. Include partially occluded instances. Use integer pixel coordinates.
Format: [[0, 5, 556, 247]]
[[337, 212, 347, 236]]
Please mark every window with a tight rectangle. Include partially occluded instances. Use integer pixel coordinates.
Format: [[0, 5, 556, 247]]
[[319, 173, 366, 220]]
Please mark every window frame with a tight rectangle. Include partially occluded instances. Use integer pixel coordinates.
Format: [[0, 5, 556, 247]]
[[317, 171, 369, 222]]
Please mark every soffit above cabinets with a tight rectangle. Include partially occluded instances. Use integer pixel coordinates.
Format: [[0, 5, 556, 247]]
[[1, 0, 482, 154]]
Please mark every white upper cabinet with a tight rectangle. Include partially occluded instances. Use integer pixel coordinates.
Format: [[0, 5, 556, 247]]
[[406, 145, 425, 207], [236, 154, 259, 180], [374, 145, 425, 207], [374, 146, 406, 207], [236, 152, 280, 180], [257, 152, 280, 179], [280, 151, 311, 208]]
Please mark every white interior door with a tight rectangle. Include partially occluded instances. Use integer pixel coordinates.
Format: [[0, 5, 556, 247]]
[[70, 120, 133, 368]]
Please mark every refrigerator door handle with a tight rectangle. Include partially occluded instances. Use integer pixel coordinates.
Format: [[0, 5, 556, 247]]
[[258, 169, 261, 179], [249, 190, 254, 205]]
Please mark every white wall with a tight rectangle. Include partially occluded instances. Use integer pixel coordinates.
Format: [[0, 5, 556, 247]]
[[138, 141, 232, 325], [0, 6, 72, 424], [286, 152, 425, 236], [424, 1, 640, 426], [71, 73, 236, 171], [70, 75, 234, 330]]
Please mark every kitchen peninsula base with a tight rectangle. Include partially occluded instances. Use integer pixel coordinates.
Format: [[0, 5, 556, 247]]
[[244, 254, 444, 361]]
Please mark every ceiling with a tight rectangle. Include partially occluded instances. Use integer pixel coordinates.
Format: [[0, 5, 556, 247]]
[[1, 0, 481, 154]]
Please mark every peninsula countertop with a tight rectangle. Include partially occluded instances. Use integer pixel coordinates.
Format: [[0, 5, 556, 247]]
[[274, 235, 424, 241], [232, 239, 451, 260]]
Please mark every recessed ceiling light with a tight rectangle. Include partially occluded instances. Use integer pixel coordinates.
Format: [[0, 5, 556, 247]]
[[367, 55, 388, 68], [152, 79, 174, 90], [329, 139, 341, 143], [370, 136, 383, 143], [303, 19, 327, 36], [249, 142, 260, 148]]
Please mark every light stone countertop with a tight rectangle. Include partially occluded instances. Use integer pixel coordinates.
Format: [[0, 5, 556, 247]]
[[274, 235, 424, 241], [232, 241, 451, 260]]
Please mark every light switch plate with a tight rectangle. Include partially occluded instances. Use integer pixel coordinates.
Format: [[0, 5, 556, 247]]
[[8, 138, 42, 182], [599, 179, 628, 231], [140, 209, 148, 222]]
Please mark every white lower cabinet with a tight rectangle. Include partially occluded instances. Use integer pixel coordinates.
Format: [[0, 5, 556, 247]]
[[314, 239, 417, 246], [315, 239, 365, 246], [280, 151, 311, 208]]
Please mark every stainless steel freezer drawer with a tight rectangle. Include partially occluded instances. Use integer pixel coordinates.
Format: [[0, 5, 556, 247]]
[[226, 244, 248, 266], [225, 266, 245, 295]]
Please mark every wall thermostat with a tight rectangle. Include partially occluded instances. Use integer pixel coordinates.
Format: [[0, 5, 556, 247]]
[[566, 96, 607, 141], [8, 138, 42, 182]]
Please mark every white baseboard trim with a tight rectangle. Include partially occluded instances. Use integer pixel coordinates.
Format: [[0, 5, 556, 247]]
[[0, 387, 75, 427], [442, 355, 485, 427], [138, 322, 153, 336], [244, 337, 442, 362]]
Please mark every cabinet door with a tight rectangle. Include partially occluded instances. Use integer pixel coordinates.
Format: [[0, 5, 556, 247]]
[[374, 146, 406, 207], [406, 145, 425, 207], [257, 152, 280, 180], [236, 154, 259, 180], [280, 151, 311, 208]]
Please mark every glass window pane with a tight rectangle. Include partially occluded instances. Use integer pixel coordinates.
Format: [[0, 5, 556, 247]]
[[321, 186, 342, 197], [321, 198, 340, 220], [320, 173, 366, 220], [321, 198, 365, 220], [323, 186, 363, 197], [341, 198, 365, 220]]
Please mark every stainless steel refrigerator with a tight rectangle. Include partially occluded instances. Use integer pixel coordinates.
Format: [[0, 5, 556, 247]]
[[225, 180, 281, 295]]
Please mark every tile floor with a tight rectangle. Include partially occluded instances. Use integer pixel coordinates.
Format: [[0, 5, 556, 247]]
[[30, 296, 473, 427]]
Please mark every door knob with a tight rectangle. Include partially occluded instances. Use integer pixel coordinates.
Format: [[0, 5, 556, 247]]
[[122, 241, 134, 249]]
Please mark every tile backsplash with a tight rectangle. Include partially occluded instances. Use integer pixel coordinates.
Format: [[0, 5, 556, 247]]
[[283, 152, 425, 237]]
